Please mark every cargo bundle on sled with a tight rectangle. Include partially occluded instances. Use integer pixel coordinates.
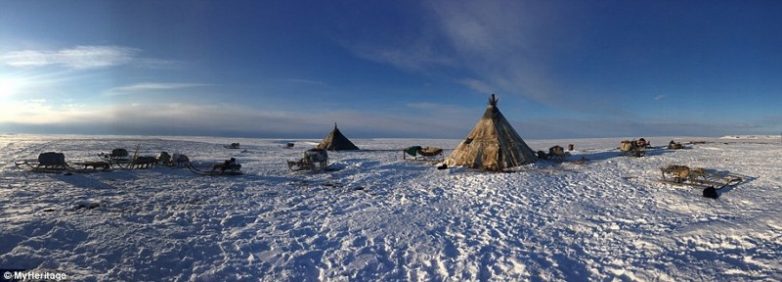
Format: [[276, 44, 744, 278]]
[[14, 152, 71, 173], [288, 148, 329, 172], [659, 165, 743, 190], [402, 146, 444, 162]]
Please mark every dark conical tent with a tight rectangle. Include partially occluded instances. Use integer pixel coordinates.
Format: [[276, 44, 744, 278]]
[[444, 94, 537, 171], [316, 123, 359, 151]]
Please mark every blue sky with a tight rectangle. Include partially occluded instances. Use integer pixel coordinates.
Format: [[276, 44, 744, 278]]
[[1, 0, 780, 138]]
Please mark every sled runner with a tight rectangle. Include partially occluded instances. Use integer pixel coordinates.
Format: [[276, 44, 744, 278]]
[[72, 161, 112, 172]]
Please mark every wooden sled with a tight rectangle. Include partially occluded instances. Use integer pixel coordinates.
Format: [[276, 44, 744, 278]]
[[14, 152, 72, 173], [15, 160, 72, 173], [402, 146, 444, 162], [619, 140, 646, 157], [70, 161, 113, 173], [188, 159, 243, 176], [288, 148, 329, 172], [99, 148, 131, 169], [659, 165, 743, 189]]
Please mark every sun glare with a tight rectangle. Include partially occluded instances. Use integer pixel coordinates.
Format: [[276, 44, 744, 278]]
[[0, 77, 26, 97]]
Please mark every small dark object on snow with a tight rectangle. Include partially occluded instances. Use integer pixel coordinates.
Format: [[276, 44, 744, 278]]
[[436, 163, 448, 170], [703, 186, 719, 199], [225, 143, 241, 149], [568, 144, 574, 151], [111, 148, 129, 158], [188, 157, 242, 176], [75, 202, 100, 210], [286, 142, 295, 148], [213, 157, 241, 173], [572, 157, 589, 165]]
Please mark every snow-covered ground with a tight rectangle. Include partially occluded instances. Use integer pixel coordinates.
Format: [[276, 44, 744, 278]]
[[1, 134, 780, 281]]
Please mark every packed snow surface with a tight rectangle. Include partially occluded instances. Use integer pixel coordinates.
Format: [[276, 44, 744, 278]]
[[1, 135, 781, 281]]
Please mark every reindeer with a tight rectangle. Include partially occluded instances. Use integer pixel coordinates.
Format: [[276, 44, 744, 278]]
[[172, 153, 190, 167], [130, 156, 158, 169], [157, 151, 172, 166]]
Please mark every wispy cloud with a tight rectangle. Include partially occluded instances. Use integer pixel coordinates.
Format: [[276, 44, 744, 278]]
[[459, 78, 494, 94], [105, 82, 210, 96], [0, 45, 177, 70], [350, 40, 455, 71], [285, 78, 327, 86], [345, 1, 618, 113], [654, 94, 666, 101], [426, 0, 584, 107]]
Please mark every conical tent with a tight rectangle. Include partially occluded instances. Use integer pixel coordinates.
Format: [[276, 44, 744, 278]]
[[317, 124, 359, 151], [445, 94, 537, 171]]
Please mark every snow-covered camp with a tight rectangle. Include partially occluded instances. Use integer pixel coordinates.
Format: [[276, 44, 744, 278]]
[[1, 134, 780, 281], [445, 94, 537, 171], [316, 124, 359, 151]]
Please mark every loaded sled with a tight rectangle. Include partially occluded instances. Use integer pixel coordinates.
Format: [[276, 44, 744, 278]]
[[659, 165, 743, 189], [619, 140, 646, 157], [402, 146, 444, 162], [16, 152, 115, 173], [189, 158, 243, 176], [15, 152, 71, 173], [667, 140, 685, 150], [288, 148, 329, 172], [537, 145, 571, 161], [99, 148, 131, 168]]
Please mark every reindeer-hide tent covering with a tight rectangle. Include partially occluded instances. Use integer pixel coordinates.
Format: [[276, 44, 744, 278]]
[[317, 124, 359, 151], [444, 94, 537, 171]]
